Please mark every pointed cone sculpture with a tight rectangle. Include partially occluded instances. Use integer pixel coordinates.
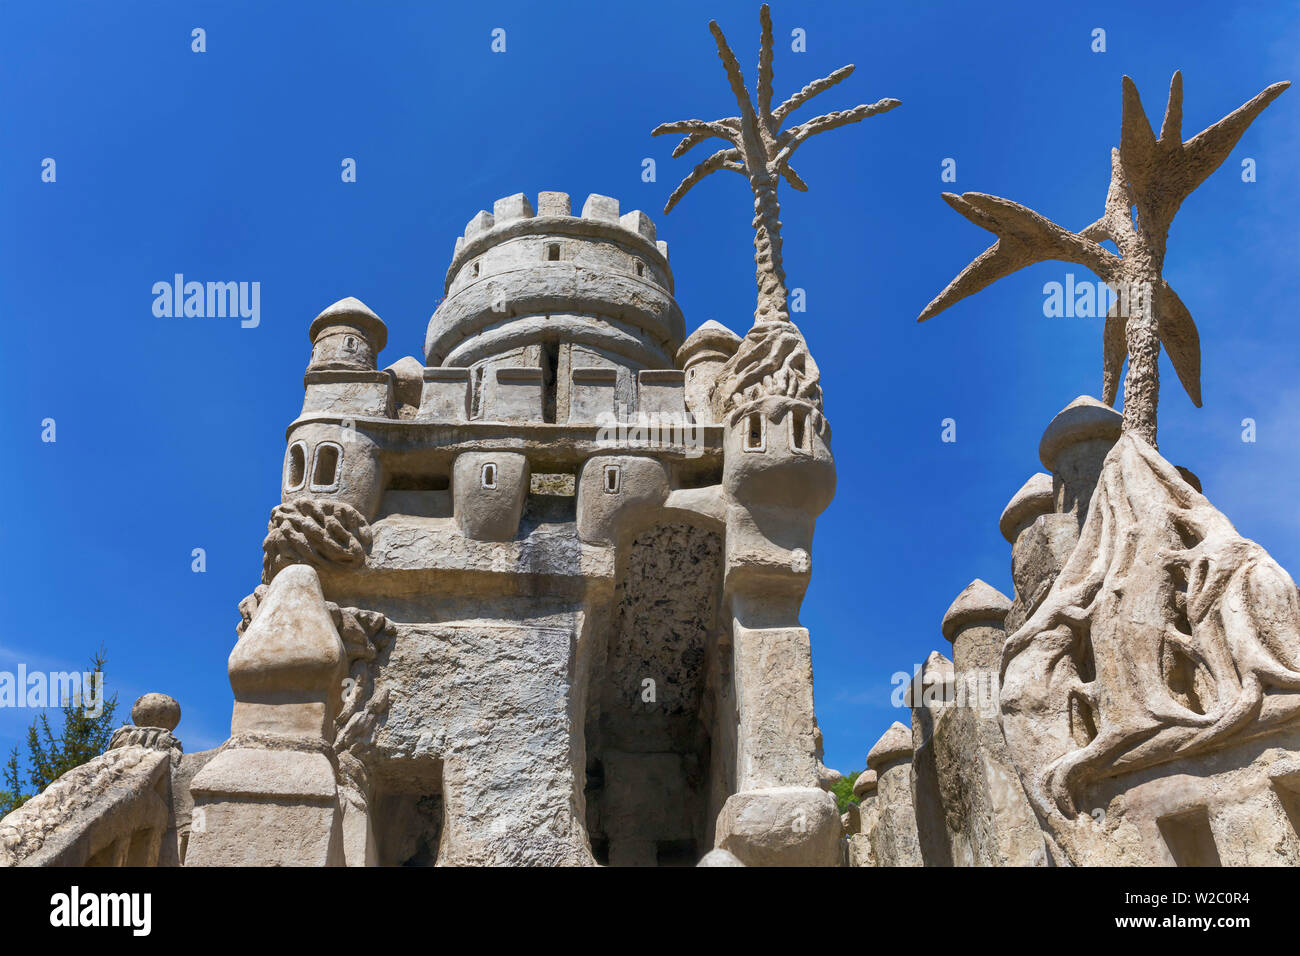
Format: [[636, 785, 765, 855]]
[[186, 564, 348, 866]]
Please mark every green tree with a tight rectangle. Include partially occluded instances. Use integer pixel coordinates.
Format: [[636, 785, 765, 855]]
[[0, 746, 26, 817], [830, 770, 862, 814], [21, 647, 118, 798]]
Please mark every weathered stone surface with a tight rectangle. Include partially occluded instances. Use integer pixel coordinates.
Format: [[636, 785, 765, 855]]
[[714, 787, 841, 866], [999, 472, 1054, 544], [941, 580, 1011, 645], [374, 621, 593, 866], [186, 564, 348, 867], [919, 74, 1289, 445], [852, 769, 877, 800], [0, 747, 172, 867], [1002, 433, 1300, 865]]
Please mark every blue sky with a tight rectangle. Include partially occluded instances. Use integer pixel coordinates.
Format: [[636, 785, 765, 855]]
[[1, 0, 1296, 776]]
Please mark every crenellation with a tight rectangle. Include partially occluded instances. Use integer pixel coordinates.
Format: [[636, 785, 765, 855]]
[[481, 366, 545, 422], [301, 369, 393, 420], [635, 369, 688, 420], [537, 190, 571, 217], [492, 192, 535, 223], [619, 209, 656, 242], [464, 209, 494, 239], [581, 192, 619, 222]]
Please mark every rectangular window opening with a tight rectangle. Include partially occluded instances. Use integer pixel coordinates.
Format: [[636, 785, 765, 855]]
[[792, 412, 807, 453], [1157, 808, 1221, 867]]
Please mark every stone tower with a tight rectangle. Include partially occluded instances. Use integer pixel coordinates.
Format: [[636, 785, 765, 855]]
[[185, 191, 839, 867]]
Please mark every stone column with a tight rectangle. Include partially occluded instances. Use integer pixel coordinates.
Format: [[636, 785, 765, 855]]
[[866, 722, 923, 866], [711, 394, 840, 866], [848, 770, 878, 867], [1038, 395, 1122, 529], [940, 580, 1048, 866], [907, 651, 957, 865], [186, 564, 347, 866], [999, 472, 1072, 634], [943, 580, 1011, 675]]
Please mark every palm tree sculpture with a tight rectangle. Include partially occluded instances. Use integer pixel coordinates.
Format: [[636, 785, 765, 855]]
[[654, 4, 899, 417], [918, 72, 1288, 449]]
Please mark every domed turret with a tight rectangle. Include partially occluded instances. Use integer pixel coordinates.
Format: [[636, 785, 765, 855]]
[[308, 297, 387, 372], [677, 319, 741, 425]]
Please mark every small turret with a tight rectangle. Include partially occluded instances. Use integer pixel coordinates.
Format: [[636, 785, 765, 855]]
[[677, 320, 741, 425], [308, 297, 388, 372]]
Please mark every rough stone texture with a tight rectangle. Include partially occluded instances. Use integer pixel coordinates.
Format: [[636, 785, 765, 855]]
[[847, 770, 879, 867], [866, 722, 923, 866], [0, 746, 173, 867], [999, 472, 1054, 544], [186, 565, 348, 867], [678, 319, 741, 425], [309, 297, 387, 372], [697, 847, 746, 866], [1001, 432, 1300, 865], [913, 596, 1048, 867], [7, 64, 1296, 869], [654, 3, 899, 327], [132, 693, 181, 731], [376, 622, 592, 866], [714, 787, 841, 866], [1040, 396, 1123, 528]]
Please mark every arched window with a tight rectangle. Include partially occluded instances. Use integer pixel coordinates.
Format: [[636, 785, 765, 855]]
[[285, 441, 307, 492], [310, 442, 343, 492], [481, 462, 498, 489], [744, 412, 765, 452]]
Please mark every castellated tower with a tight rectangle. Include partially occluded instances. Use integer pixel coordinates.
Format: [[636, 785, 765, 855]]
[[183, 191, 840, 867], [0, 190, 839, 869], [425, 190, 684, 425]]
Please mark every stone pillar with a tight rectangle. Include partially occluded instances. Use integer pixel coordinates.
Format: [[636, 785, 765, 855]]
[[186, 564, 347, 866], [939, 580, 1048, 866], [943, 580, 1011, 675], [866, 722, 923, 866], [848, 770, 878, 867], [111, 694, 185, 867], [711, 394, 840, 867], [907, 651, 957, 865], [1038, 395, 1122, 529], [712, 621, 841, 867], [999, 472, 1074, 633]]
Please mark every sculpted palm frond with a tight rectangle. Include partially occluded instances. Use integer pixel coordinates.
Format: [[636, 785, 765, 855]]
[[654, 2, 900, 327], [919, 71, 1288, 448], [653, 4, 899, 418]]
